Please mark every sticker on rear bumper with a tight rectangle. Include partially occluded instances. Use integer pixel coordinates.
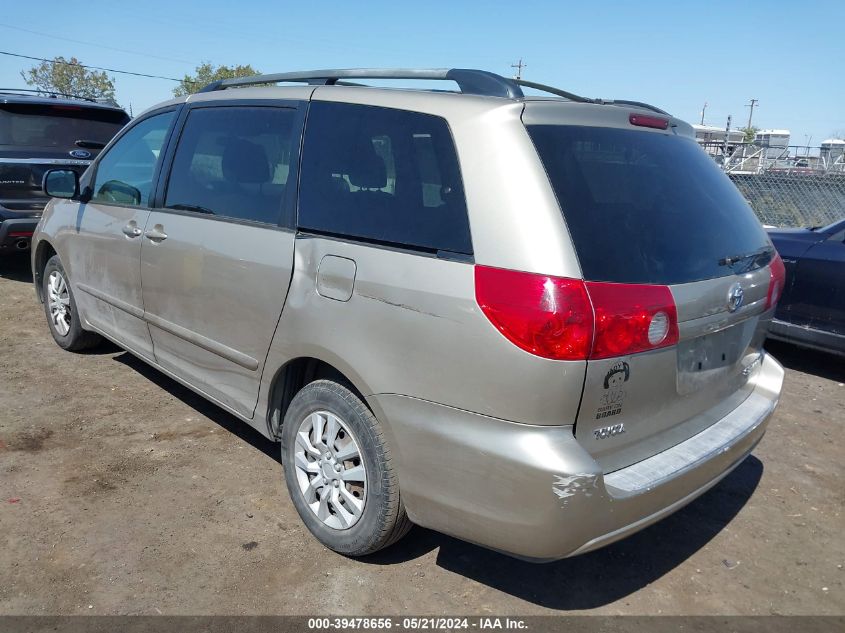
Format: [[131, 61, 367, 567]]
[[595, 360, 630, 420]]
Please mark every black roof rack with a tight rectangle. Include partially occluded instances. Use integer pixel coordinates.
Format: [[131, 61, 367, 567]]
[[198, 68, 525, 99], [512, 80, 669, 114], [196, 68, 670, 114]]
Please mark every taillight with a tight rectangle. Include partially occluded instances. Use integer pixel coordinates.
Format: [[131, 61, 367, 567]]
[[766, 252, 786, 309], [586, 282, 679, 359], [475, 266, 680, 361], [474, 266, 593, 360]]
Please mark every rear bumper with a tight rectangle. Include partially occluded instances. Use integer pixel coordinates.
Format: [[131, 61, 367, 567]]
[[370, 352, 784, 561], [0, 217, 39, 252]]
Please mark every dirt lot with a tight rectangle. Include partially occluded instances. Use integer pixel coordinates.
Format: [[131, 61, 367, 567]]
[[0, 253, 843, 616]]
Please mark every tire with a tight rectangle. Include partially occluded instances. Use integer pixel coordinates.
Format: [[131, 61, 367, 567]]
[[281, 379, 412, 556], [42, 255, 102, 351]]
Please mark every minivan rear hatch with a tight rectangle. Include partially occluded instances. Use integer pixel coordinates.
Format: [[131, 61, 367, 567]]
[[524, 102, 778, 472]]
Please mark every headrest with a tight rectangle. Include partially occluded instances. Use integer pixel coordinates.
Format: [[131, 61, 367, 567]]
[[222, 138, 270, 184], [346, 142, 387, 190]]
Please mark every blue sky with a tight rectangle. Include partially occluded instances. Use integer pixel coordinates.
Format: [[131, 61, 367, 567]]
[[1, 1, 843, 144]]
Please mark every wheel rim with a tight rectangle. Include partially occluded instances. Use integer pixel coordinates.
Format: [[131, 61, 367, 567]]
[[47, 270, 72, 336], [293, 411, 367, 530]]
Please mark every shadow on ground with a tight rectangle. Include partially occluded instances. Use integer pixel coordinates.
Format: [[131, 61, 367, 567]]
[[765, 339, 845, 382], [113, 348, 763, 611], [113, 351, 279, 463], [368, 457, 762, 610], [0, 253, 33, 283]]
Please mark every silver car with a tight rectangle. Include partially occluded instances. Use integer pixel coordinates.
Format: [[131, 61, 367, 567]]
[[32, 69, 784, 561]]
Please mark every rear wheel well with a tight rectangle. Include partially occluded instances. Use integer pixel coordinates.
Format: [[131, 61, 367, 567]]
[[33, 241, 57, 302], [267, 357, 366, 439]]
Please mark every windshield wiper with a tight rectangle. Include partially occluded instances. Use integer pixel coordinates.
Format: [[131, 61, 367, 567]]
[[718, 246, 773, 272], [74, 139, 106, 149], [169, 203, 214, 215]]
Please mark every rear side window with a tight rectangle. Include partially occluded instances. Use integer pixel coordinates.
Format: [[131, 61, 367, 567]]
[[528, 125, 771, 284], [91, 111, 174, 207], [298, 102, 472, 255], [165, 106, 298, 225]]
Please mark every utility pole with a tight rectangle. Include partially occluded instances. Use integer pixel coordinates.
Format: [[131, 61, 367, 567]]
[[745, 98, 759, 130], [700, 101, 708, 125], [723, 115, 732, 166], [511, 58, 526, 80]]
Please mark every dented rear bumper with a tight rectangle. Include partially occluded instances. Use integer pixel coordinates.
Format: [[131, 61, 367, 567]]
[[369, 352, 783, 562]]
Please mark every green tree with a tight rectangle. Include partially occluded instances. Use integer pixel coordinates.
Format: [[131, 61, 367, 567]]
[[740, 126, 759, 144], [21, 57, 116, 102], [173, 62, 260, 96]]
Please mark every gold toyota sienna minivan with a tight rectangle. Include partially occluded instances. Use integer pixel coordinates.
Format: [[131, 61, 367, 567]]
[[32, 69, 785, 561]]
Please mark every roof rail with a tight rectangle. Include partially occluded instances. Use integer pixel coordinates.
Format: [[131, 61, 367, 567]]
[[198, 68, 525, 99], [195, 69, 671, 114], [598, 99, 670, 115], [512, 80, 669, 114], [0, 88, 98, 103], [512, 79, 593, 103]]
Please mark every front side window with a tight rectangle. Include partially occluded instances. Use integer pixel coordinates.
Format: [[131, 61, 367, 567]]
[[91, 111, 175, 207], [298, 102, 472, 255], [164, 106, 297, 225]]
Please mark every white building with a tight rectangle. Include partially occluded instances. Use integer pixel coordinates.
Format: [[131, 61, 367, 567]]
[[820, 138, 845, 166], [755, 129, 791, 158], [692, 125, 745, 161]]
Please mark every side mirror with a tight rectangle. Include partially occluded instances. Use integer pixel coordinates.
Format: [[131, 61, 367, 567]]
[[43, 169, 79, 199], [97, 180, 141, 206]]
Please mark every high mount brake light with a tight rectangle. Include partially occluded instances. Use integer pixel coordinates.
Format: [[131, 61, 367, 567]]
[[629, 113, 669, 130], [475, 266, 680, 361], [766, 252, 786, 309]]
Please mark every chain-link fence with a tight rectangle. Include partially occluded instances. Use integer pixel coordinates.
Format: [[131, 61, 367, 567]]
[[728, 172, 845, 228]]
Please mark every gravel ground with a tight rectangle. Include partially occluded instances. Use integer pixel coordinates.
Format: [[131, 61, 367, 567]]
[[1, 253, 843, 616]]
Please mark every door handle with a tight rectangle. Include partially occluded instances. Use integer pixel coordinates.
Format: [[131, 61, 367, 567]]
[[144, 225, 168, 242], [122, 223, 142, 238]]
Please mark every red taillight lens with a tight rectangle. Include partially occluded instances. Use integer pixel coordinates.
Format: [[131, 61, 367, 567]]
[[766, 252, 786, 309], [475, 266, 680, 361], [586, 282, 679, 359], [629, 113, 669, 130], [475, 266, 593, 360]]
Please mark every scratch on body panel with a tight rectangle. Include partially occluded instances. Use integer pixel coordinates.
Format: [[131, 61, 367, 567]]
[[553, 473, 599, 506]]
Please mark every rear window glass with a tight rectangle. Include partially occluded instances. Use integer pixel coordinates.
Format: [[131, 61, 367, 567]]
[[527, 125, 771, 284], [0, 104, 128, 148], [298, 102, 472, 255]]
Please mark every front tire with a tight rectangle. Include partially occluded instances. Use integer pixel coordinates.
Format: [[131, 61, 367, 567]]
[[281, 380, 411, 556], [42, 255, 101, 351]]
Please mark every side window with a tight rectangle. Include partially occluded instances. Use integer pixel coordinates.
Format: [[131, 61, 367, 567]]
[[298, 102, 472, 255], [91, 111, 175, 207], [164, 106, 297, 225]]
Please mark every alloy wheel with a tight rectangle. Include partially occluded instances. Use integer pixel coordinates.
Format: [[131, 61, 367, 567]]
[[293, 411, 367, 529]]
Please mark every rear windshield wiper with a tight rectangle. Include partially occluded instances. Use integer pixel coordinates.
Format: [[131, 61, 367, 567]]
[[169, 203, 214, 215], [718, 246, 773, 272], [74, 139, 106, 150]]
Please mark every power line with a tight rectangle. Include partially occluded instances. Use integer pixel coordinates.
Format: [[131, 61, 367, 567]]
[[0, 23, 198, 66], [0, 50, 194, 84]]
